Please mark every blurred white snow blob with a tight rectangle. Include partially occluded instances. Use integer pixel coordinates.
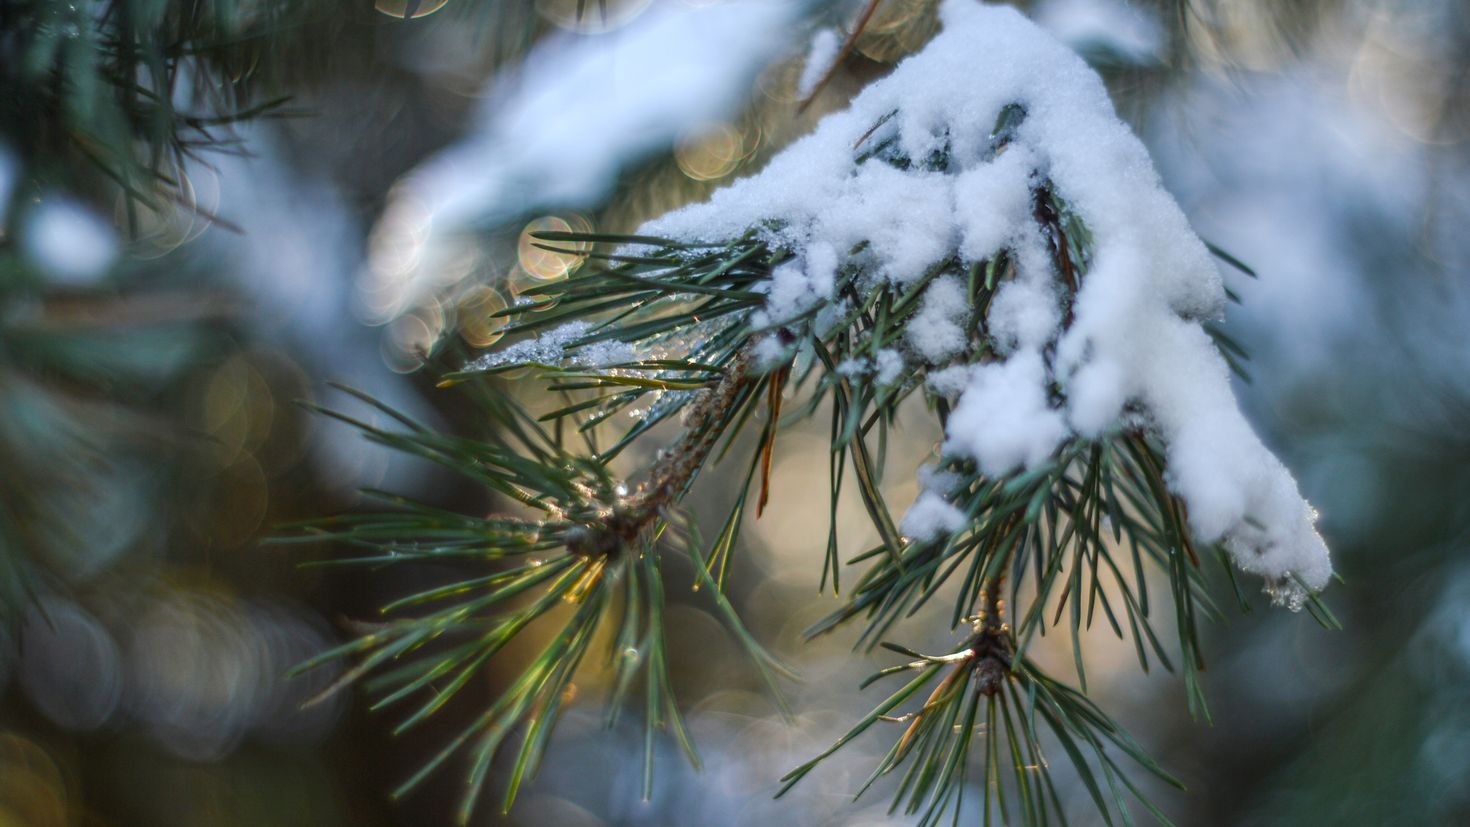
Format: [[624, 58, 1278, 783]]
[[22, 195, 119, 285], [185, 125, 440, 495], [1033, 0, 1164, 66], [361, 0, 803, 324]]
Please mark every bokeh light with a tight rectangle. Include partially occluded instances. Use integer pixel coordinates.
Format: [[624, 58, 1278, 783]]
[[675, 123, 746, 181], [115, 162, 221, 259], [516, 215, 592, 282], [243, 603, 344, 747], [757, 55, 808, 105], [199, 354, 275, 467], [18, 598, 123, 733], [853, 0, 940, 64], [374, 0, 451, 20], [360, 186, 440, 325], [123, 591, 264, 761], [381, 302, 445, 372], [33, 460, 152, 580], [0, 734, 69, 827], [457, 285, 510, 347]]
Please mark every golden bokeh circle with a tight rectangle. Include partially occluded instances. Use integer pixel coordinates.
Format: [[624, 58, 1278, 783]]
[[459, 286, 511, 348], [517, 215, 592, 283], [675, 123, 745, 182]]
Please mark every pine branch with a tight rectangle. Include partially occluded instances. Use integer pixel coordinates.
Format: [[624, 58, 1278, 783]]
[[297, 161, 1333, 825], [0, 0, 323, 215], [295, 11, 1341, 823], [296, 206, 1246, 822]]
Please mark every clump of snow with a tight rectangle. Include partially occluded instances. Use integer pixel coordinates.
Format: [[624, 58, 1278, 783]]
[[638, 1, 1332, 596], [901, 490, 966, 542], [797, 28, 842, 100], [874, 349, 904, 386], [575, 339, 641, 369], [988, 277, 1061, 353], [954, 146, 1037, 261], [832, 348, 908, 386], [1032, 0, 1165, 66], [902, 464, 968, 542], [906, 276, 969, 363], [468, 321, 593, 369], [943, 351, 1070, 474], [468, 321, 641, 372], [755, 242, 838, 327], [23, 196, 118, 285], [752, 334, 791, 369], [926, 365, 971, 399], [917, 463, 964, 495]]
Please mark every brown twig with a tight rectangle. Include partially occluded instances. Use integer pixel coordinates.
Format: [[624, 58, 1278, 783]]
[[888, 572, 1012, 752], [24, 291, 242, 330], [756, 363, 791, 517], [971, 571, 1012, 696], [1032, 185, 1077, 297], [567, 343, 762, 560], [797, 0, 884, 114], [628, 344, 756, 518]]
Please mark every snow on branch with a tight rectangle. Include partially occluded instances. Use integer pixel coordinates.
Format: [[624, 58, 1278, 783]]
[[642, 0, 1332, 602]]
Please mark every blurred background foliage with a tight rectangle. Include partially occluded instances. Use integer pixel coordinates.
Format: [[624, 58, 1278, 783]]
[[0, 0, 1467, 825]]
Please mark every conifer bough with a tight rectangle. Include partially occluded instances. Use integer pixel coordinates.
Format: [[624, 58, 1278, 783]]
[[296, 3, 1337, 823]]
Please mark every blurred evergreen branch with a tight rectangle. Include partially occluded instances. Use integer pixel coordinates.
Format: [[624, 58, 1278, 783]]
[[0, 285, 231, 624], [0, 0, 332, 624], [0, 0, 657, 630], [0, 0, 324, 218]]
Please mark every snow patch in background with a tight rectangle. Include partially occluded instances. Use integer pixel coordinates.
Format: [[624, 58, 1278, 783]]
[[187, 126, 439, 496], [23, 196, 118, 285], [363, 0, 803, 324], [1033, 0, 1165, 65], [1150, 70, 1423, 389]]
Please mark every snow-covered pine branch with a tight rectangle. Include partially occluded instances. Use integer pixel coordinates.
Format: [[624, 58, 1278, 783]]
[[310, 2, 1343, 822], [641, 0, 1332, 607]]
